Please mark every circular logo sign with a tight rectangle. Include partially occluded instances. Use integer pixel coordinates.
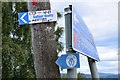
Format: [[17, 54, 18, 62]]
[[66, 54, 77, 68]]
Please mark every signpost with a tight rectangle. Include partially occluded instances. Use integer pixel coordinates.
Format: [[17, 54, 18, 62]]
[[72, 7, 100, 61], [18, 10, 57, 25], [64, 5, 78, 78], [55, 53, 80, 69]]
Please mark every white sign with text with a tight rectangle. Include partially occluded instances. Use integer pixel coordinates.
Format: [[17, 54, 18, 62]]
[[18, 9, 57, 25], [28, 10, 57, 24]]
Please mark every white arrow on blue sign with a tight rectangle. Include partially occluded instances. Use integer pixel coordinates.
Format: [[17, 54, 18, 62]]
[[18, 10, 57, 25], [18, 12, 29, 25], [55, 53, 80, 69]]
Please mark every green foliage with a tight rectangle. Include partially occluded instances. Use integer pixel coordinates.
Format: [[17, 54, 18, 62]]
[[2, 36, 27, 78], [2, 2, 35, 78], [2, 2, 14, 36], [57, 12, 62, 19], [54, 27, 64, 52], [54, 12, 64, 53], [77, 73, 92, 80]]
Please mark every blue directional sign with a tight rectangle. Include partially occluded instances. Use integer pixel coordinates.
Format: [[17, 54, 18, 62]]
[[72, 7, 100, 61], [55, 53, 80, 69], [18, 12, 29, 25], [18, 10, 57, 25]]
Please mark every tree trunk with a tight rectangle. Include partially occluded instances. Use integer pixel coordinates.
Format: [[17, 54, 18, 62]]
[[28, 0, 60, 78]]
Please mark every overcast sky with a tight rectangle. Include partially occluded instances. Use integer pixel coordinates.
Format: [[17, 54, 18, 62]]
[[50, 0, 119, 74]]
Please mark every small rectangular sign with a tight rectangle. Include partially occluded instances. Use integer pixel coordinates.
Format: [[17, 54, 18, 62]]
[[18, 10, 57, 25]]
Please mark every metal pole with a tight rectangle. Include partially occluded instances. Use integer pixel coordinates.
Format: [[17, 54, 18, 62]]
[[88, 57, 100, 80], [64, 5, 77, 79]]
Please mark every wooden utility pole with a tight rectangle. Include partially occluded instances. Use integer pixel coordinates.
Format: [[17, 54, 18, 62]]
[[27, 0, 60, 78]]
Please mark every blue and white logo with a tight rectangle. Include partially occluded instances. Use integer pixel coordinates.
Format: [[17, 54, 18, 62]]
[[66, 54, 77, 68], [18, 12, 29, 25]]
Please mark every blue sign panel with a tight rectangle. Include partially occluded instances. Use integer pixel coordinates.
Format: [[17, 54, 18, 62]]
[[55, 53, 80, 69], [18, 10, 57, 25], [18, 12, 29, 25], [72, 7, 100, 61]]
